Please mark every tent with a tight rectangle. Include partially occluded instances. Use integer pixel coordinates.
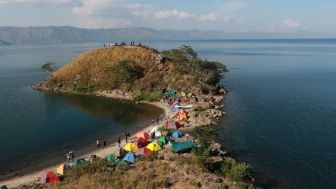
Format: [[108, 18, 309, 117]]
[[167, 89, 176, 96], [134, 131, 150, 139], [166, 120, 181, 130], [155, 130, 162, 138], [123, 152, 135, 163], [177, 109, 188, 122], [71, 158, 87, 167], [181, 91, 186, 97], [115, 159, 125, 165], [138, 137, 148, 147], [150, 126, 159, 134], [172, 130, 182, 138], [39, 171, 60, 184], [146, 141, 162, 152], [106, 154, 115, 162], [171, 141, 197, 152], [56, 163, 70, 175], [159, 136, 168, 145], [137, 147, 153, 157], [124, 143, 138, 153]]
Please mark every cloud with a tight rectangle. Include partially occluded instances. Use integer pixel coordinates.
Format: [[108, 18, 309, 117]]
[[0, 0, 77, 5], [71, 0, 152, 28], [280, 19, 301, 29], [154, 9, 195, 19], [200, 12, 217, 22]]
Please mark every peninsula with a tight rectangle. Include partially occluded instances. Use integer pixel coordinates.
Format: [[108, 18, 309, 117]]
[[5, 45, 258, 189]]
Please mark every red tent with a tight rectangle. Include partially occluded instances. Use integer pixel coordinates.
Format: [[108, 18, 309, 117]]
[[137, 147, 153, 157], [138, 137, 148, 147], [39, 171, 60, 184], [166, 120, 181, 130]]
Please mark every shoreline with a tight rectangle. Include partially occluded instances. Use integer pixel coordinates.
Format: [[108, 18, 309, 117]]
[[0, 93, 170, 188]]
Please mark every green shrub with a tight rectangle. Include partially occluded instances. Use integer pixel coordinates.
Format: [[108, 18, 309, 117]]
[[107, 60, 144, 88], [219, 159, 252, 182], [134, 90, 161, 102]]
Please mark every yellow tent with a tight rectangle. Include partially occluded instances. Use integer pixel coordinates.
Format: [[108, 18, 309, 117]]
[[124, 143, 138, 153], [146, 141, 162, 152], [56, 164, 65, 175]]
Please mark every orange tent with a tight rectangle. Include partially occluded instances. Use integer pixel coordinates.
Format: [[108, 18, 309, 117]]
[[177, 109, 188, 122]]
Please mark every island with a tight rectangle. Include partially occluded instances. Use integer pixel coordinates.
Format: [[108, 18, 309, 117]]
[[7, 45, 258, 189]]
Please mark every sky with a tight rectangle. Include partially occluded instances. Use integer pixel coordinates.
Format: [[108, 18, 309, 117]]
[[0, 0, 335, 34]]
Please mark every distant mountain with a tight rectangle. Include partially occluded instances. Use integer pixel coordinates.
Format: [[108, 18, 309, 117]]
[[0, 26, 334, 45], [0, 39, 10, 45]]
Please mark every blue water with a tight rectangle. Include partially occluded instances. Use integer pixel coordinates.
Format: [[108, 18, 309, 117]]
[[1, 40, 336, 188], [150, 39, 336, 188], [0, 44, 162, 180]]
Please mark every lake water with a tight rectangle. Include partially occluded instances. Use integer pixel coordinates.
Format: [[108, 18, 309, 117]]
[[1, 40, 336, 188], [0, 44, 163, 180], [150, 39, 336, 189]]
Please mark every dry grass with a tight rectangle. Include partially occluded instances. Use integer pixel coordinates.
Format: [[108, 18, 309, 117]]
[[45, 46, 206, 95]]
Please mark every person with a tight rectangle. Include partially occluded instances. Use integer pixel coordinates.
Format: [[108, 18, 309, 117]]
[[66, 153, 70, 163], [152, 118, 155, 125], [124, 131, 128, 143], [96, 139, 100, 147], [103, 140, 107, 147], [186, 133, 190, 140], [160, 113, 163, 122], [69, 151, 75, 161], [156, 117, 160, 124], [90, 154, 97, 162], [118, 137, 121, 147]]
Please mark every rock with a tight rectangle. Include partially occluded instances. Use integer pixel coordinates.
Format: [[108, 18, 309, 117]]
[[219, 88, 226, 95]]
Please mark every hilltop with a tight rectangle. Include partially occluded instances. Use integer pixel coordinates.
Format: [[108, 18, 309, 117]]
[[34, 45, 226, 101]]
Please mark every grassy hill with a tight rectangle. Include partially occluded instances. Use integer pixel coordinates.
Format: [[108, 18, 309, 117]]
[[43, 45, 226, 99]]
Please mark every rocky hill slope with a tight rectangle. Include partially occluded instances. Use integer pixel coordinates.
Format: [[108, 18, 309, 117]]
[[34, 45, 226, 100]]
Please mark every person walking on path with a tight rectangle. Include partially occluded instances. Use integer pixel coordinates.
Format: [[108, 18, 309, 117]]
[[96, 139, 100, 148], [103, 140, 107, 147], [124, 131, 128, 143], [160, 113, 163, 122], [118, 137, 121, 147]]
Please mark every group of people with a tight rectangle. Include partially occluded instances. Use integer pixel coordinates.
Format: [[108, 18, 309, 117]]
[[103, 41, 142, 47], [66, 151, 75, 163]]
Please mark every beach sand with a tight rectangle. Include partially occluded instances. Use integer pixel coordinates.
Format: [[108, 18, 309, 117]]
[[0, 98, 170, 188]]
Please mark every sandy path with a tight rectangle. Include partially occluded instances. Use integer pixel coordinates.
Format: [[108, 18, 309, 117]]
[[0, 98, 170, 188]]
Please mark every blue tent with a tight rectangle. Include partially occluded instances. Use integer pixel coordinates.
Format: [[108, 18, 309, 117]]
[[171, 141, 197, 152], [172, 130, 182, 138], [123, 152, 135, 163]]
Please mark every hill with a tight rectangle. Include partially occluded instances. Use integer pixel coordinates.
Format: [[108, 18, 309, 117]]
[[36, 45, 226, 100], [0, 26, 328, 45], [0, 39, 10, 45]]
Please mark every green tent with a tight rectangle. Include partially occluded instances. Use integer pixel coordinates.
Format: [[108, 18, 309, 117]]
[[71, 158, 87, 167], [181, 91, 186, 97], [115, 159, 125, 165], [106, 154, 115, 162], [159, 136, 168, 145], [171, 141, 197, 152], [167, 89, 176, 96]]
